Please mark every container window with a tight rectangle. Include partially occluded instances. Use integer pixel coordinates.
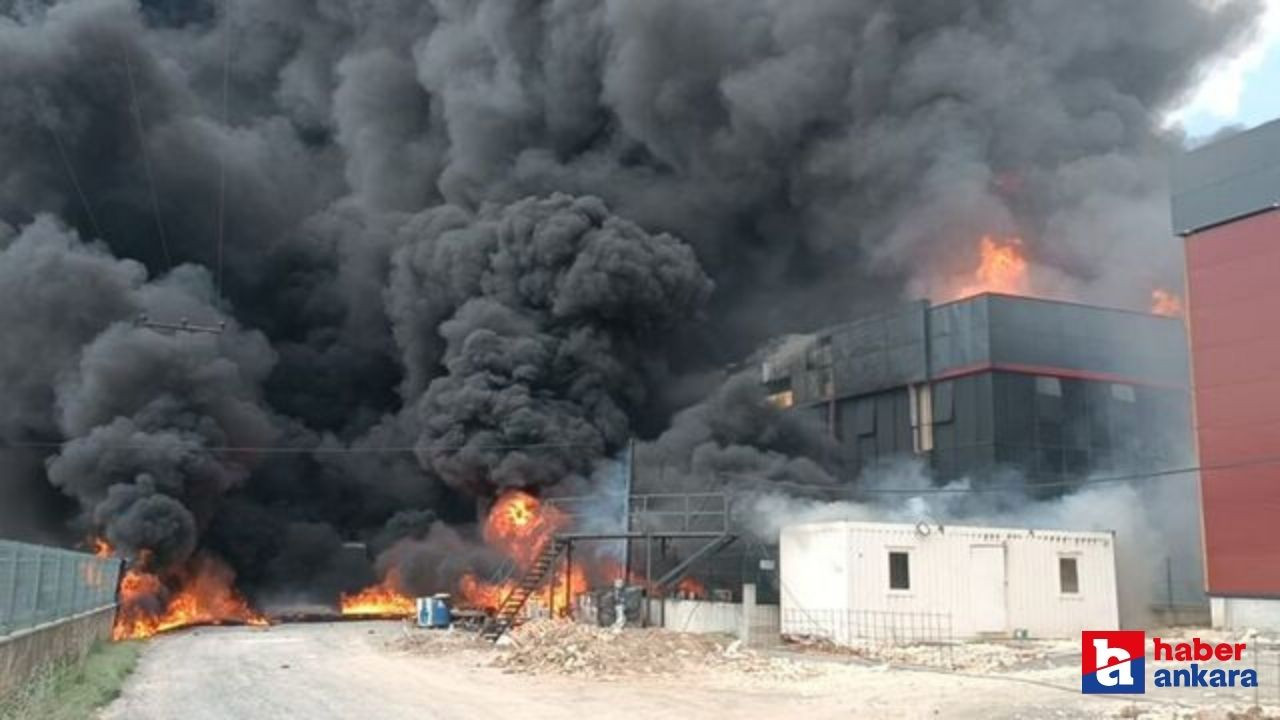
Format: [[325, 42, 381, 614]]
[[1059, 556, 1079, 594], [889, 551, 910, 590]]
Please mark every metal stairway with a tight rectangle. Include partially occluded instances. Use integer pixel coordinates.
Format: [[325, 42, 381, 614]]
[[652, 532, 737, 594], [479, 538, 567, 641]]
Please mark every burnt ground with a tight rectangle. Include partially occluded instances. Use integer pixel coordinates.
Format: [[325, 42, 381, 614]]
[[97, 621, 1275, 720]]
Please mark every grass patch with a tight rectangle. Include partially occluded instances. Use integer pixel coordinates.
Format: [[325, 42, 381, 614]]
[[0, 640, 142, 720]]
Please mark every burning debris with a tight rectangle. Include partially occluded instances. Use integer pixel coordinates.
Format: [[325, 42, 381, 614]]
[[338, 574, 415, 619], [112, 554, 267, 641]]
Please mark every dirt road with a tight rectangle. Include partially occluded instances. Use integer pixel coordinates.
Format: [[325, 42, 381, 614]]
[[97, 621, 1193, 720]]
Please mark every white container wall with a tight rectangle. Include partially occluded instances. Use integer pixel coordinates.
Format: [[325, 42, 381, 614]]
[[780, 521, 1119, 641]]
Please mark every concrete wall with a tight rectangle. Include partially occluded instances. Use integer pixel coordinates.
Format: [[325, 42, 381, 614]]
[[0, 605, 116, 696], [648, 593, 780, 645], [1211, 597, 1280, 631]]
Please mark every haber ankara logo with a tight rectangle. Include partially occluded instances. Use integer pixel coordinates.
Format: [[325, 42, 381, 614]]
[[1082, 630, 1145, 694]]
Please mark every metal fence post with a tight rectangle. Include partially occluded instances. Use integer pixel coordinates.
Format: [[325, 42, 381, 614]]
[[0, 545, 14, 634], [30, 546, 44, 628], [1253, 642, 1259, 708]]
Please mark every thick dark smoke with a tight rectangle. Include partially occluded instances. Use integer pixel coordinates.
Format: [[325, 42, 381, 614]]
[[392, 193, 712, 496], [0, 0, 1261, 604]]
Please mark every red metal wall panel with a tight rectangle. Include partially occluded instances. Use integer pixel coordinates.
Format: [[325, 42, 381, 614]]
[[1185, 209, 1280, 596]]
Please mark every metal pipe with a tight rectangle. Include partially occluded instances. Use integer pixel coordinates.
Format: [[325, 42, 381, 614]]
[[644, 533, 652, 627], [564, 541, 572, 620]]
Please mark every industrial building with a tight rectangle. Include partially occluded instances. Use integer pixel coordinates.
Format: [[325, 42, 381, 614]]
[[780, 520, 1119, 640], [761, 293, 1193, 488], [1172, 117, 1280, 629]]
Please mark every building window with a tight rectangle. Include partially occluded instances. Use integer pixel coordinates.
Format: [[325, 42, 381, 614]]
[[1035, 376, 1062, 397], [1111, 383, 1136, 403], [1059, 556, 1079, 594], [889, 551, 911, 590], [767, 390, 795, 409]]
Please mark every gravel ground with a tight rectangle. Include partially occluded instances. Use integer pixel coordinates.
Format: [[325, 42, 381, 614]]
[[96, 621, 1278, 720]]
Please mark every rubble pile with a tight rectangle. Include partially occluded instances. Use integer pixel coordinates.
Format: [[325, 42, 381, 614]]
[[491, 620, 815, 679]]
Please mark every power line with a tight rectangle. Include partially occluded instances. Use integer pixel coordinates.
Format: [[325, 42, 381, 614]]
[[43, 122, 107, 244], [0, 440, 601, 455], [122, 46, 172, 271]]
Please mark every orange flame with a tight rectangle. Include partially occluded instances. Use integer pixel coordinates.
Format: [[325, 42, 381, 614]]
[[112, 555, 267, 641], [458, 574, 517, 612], [675, 576, 708, 600], [91, 538, 114, 558], [948, 235, 1030, 301], [457, 490, 582, 617], [1151, 288, 1183, 317], [483, 490, 565, 567], [340, 570, 414, 617]]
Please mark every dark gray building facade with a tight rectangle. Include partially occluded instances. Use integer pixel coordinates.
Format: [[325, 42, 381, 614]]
[[762, 293, 1192, 487]]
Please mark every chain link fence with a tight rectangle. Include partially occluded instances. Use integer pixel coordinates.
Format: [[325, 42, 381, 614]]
[[0, 541, 120, 638]]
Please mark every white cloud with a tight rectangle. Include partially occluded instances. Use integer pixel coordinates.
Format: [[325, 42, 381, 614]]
[[1166, 0, 1280, 126]]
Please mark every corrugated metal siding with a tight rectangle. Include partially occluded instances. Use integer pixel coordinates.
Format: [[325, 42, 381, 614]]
[[983, 295, 1189, 386], [1185, 209, 1280, 596], [830, 301, 928, 398], [780, 521, 1119, 640], [931, 373, 995, 481], [1172, 118, 1280, 233], [778, 293, 1191, 487], [928, 295, 992, 375]]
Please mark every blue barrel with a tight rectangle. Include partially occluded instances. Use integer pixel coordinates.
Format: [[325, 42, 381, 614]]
[[414, 594, 454, 628], [430, 591, 450, 625]]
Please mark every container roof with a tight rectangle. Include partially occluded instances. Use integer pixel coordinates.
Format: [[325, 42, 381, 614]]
[[783, 518, 1115, 543]]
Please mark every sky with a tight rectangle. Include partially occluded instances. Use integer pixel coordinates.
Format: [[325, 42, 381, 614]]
[[1166, 0, 1280, 138]]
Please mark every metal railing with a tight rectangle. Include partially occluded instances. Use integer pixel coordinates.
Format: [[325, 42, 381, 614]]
[[780, 607, 954, 648], [546, 491, 732, 534], [628, 492, 729, 534], [0, 541, 120, 638]]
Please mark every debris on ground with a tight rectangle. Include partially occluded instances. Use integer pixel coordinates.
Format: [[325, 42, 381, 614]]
[[1109, 704, 1280, 720], [783, 633, 1072, 672], [386, 626, 492, 657], [489, 620, 816, 680]]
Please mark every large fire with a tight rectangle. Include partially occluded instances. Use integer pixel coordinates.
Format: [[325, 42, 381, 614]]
[[483, 490, 565, 567], [457, 490, 585, 617], [947, 235, 1031, 301], [1151, 288, 1184, 317], [339, 570, 414, 617], [112, 554, 267, 641]]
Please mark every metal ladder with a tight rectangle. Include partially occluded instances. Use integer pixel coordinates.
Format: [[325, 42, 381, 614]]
[[479, 538, 567, 641]]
